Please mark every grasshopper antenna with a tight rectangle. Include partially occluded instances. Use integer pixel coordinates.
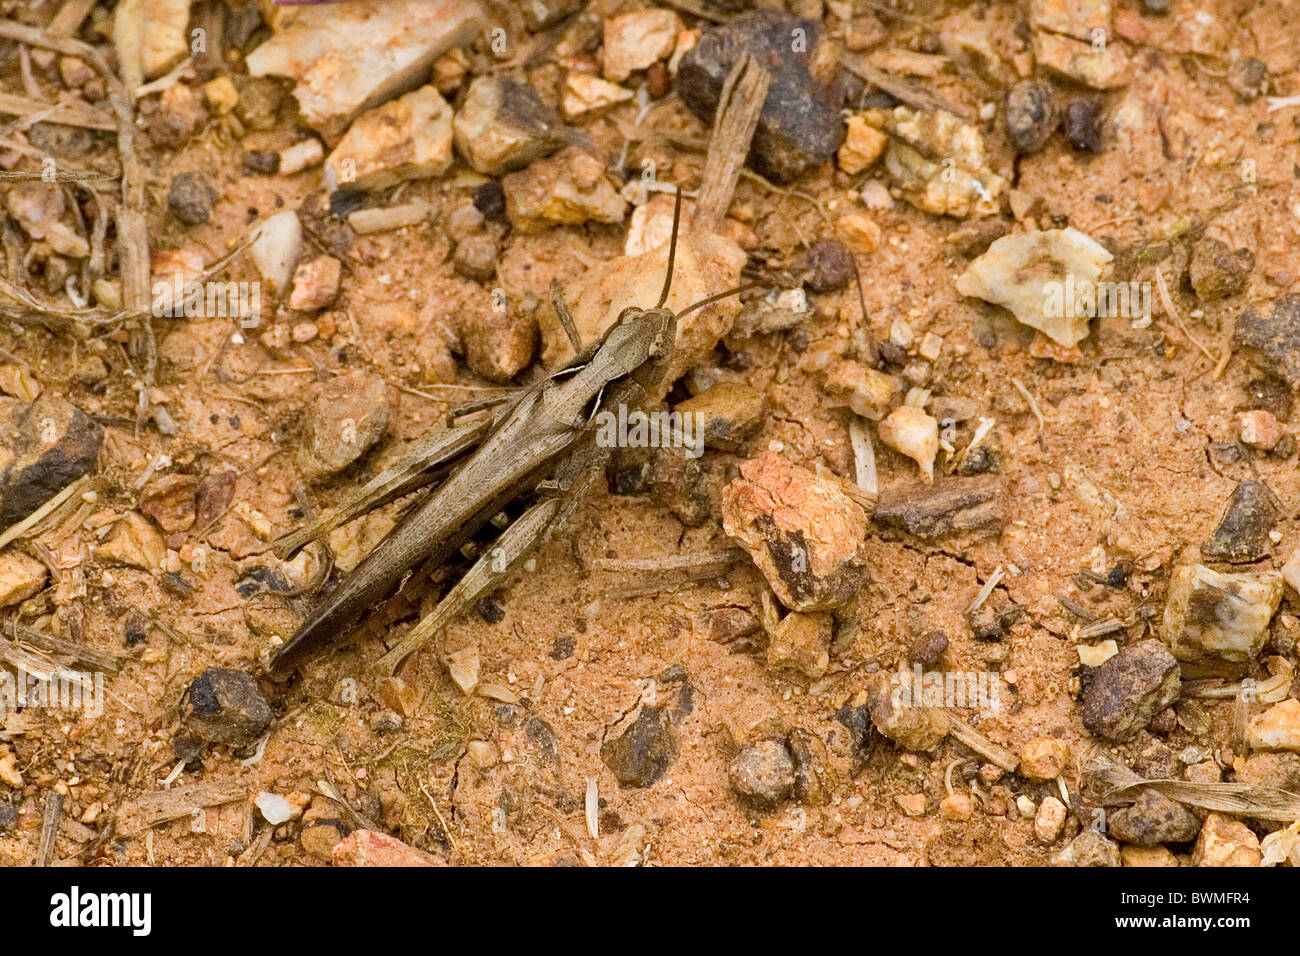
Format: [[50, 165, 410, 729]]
[[676, 280, 765, 320], [655, 185, 684, 310]]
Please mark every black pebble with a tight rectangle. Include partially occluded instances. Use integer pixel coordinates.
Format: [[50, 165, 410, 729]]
[[1063, 100, 1102, 153], [473, 182, 507, 221], [475, 595, 505, 624]]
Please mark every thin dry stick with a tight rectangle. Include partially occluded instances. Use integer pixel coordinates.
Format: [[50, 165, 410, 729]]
[[693, 54, 771, 234], [1011, 377, 1045, 431], [1154, 264, 1217, 368], [121, 781, 247, 833], [0, 475, 89, 550], [0, 91, 115, 130], [842, 54, 976, 122], [6, 620, 123, 673], [1089, 758, 1300, 822], [592, 551, 741, 575], [0, 633, 99, 694], [38, 791, 63, 866], [47, 0, 96, 36], [946, 714, 1019, 773]]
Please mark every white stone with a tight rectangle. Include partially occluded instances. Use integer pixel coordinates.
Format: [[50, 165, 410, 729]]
[[247, 0, 484, 136]]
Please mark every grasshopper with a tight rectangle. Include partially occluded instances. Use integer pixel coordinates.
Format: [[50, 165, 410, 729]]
[[269, 190, 748, 675]]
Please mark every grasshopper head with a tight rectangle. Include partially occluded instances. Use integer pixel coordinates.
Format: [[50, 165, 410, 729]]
[[606, 305, 675, 390]]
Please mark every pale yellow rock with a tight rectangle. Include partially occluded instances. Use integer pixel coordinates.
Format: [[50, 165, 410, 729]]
[[878, 406, 939, 481], [116, 0, 191, 82], [377, 674, 423, 718], [895, 793, 929, 817], [863, 106, 1005, 218], [838, 116, 888, 175], [822, 359, 901, 421], [1160, 564, 1283, 672], [866, 670, 950, 752], [503, 147, 627, 233], [624, 193, 696, 257], [452, 76, 567, 176], [766, 611, 832, 679], [1193, 813, 1262, 867], [95, 512, 166, 571], [562, 73, 633, 119], [1052, 829, 1121, 866], [836, 211, 882, 254], [1034, 31, 1131, 90], [249, 210, 303, 295], [288, 256, 341, 311], [1121, 845, 1180, 867], [0, 552, 48, 607], [444, 643, 480, 695], [279, 139, 325, 177], [326, 86, 453, 192], [603, 9, 681, 82], [938, 790, 974, 821], [1034, 795, 1067, 843], [1078, 640, 1118, 667], [1020, 737, 1070, 780], [956, 228, 1114, 347], [327, 511, 396, 574], [1245, 699, 1300, 753], [0, 747, 22, 788], [247, 0, 484, 136], [540, 230, 746, 405], [1282, 545, 1300, 595], [202, 76, 239, 115], [466, 740, 498, 769], [1030, 0, 1111, 42]]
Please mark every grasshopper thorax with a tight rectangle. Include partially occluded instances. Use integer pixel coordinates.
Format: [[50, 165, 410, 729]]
[[600, 305, 676, 389]]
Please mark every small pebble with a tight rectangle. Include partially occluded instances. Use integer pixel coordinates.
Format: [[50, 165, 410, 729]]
[[183, 668, 272, 746], [255, 791, 295, 825], [473, 182, 507, 222], [909, 628, 948, 666], [796, 238, 855, 293], [167, 172, 217, 226], [727, 739, 796, 809], [1003, 80, 1057, 154], [1034, 796, 1067, 843], [1020, 737, 1069, 780], [1063, 99, 1102, 152], [601, 707, 677, 788]]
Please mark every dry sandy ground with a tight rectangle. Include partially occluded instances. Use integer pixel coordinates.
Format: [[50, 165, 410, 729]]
[[0, 0, 1298, 866]]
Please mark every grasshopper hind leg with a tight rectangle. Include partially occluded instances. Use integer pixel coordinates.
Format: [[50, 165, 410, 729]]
[[374, 440, 607, 675], [270, 415, 491, 561]]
